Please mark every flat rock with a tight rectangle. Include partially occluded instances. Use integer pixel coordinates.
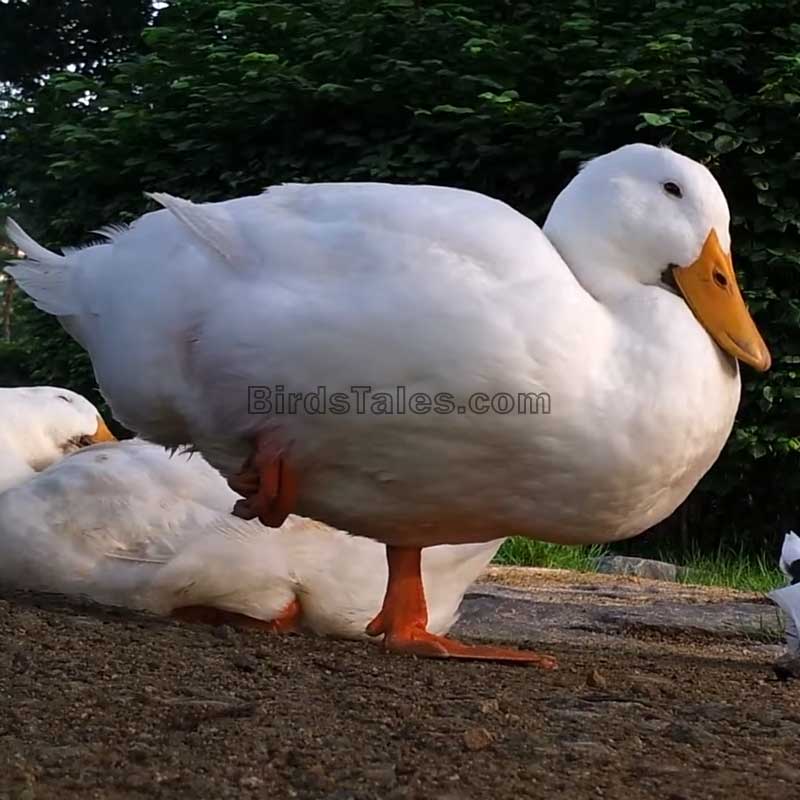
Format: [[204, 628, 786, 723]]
[[594, 555, 680, 581], [454, 568, 779, 649]]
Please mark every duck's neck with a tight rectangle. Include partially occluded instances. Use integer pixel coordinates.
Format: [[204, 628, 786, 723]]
[[545, 226, 648, 306], [544, 214, 740, 387], [0, 426, 64, 483]]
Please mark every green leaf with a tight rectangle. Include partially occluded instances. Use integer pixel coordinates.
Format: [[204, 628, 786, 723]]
[[431, 104, 475, 114], [241, 52, 280, 64], [317, 83, 350, 94], [52, 79, 89, 92], [641, 112, 672, 126], [713, 135, 741, 153]]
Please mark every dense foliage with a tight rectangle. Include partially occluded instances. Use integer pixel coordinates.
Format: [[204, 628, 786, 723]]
[[0, 0, 154, 87], [1, 0, 798, 555]]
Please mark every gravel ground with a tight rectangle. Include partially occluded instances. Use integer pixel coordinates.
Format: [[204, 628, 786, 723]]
[[0, 571, 796, 800]]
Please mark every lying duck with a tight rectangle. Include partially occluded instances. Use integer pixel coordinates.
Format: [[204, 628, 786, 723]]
[[0, 420, 501, 636], [6, 143, 771, 666], [0, 385, 115, 490]]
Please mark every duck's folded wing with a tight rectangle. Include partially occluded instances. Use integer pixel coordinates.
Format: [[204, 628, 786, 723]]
[[8, 182, 579, 322]]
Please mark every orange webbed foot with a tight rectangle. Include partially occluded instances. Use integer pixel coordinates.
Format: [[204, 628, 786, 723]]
[[367, 546, 557, 668]]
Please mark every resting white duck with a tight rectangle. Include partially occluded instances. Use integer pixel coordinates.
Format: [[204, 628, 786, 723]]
[[0, 436, 502, 636], [0, 385, 115, 489], [6, 143, 771, 666]]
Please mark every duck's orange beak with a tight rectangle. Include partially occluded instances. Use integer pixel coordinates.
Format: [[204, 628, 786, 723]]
[[672, 229, 771, 372], [90, 415, 117, 443]]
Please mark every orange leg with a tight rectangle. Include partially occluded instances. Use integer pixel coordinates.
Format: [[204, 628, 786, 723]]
[[229, 435, 298, 528], [366, 546, 557, 667], [172, 598, 302, 634]]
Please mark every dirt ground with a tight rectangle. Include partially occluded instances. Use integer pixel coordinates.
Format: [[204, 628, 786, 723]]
[[1, 570, 798, 800]]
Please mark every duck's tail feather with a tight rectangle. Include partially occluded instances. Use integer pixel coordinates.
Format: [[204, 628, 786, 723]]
[[5, 219, 63, 264], [4, 219, 79, 316]]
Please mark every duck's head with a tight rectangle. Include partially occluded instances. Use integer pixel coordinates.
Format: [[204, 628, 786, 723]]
[[1, 386, 117, 471], [543, 143, 770, 372]]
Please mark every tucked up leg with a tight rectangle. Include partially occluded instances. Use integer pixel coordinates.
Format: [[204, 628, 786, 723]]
[[229, 434, 298, 527]]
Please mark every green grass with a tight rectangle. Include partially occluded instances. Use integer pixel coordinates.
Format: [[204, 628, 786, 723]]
[[676, 547, 782, 594], [493, 537, 783, 593], [494, 538, 608, 572]]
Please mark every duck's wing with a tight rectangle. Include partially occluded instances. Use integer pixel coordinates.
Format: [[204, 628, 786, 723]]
[[6, 183, 580, 343], [7, 184, 594, 456]]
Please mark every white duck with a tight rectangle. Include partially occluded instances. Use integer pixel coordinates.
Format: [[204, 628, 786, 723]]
[[0, 385, 115, 489], [0, 436, 502, 636], [6, 143, 770, 666], [768, 532, 800, 654]]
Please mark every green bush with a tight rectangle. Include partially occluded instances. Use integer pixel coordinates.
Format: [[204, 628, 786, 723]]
[[0, 340, 33, 387], [1, 0, 798, 554]]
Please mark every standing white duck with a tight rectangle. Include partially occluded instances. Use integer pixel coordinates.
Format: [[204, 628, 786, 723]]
[[0, 385, 115, 489], [0, 437, 502, 637], [6, 143, 770, 666]]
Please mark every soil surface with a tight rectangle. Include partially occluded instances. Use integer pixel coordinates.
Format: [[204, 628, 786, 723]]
[[1, 568, 797, 800]]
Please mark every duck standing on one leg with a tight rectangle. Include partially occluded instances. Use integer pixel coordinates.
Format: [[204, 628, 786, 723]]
[[6, 143, 770, 667]]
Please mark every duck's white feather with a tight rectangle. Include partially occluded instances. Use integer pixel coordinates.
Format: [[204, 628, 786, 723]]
[[0, 439, 501, 637], [145, 192, 247, 267]]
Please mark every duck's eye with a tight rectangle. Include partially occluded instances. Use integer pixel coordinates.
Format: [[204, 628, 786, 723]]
[[663, 181, 683, 198]]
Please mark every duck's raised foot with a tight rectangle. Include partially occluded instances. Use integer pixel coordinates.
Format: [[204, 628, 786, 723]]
[[379, 626, 557, 668], [229, 436, 297, 528]]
